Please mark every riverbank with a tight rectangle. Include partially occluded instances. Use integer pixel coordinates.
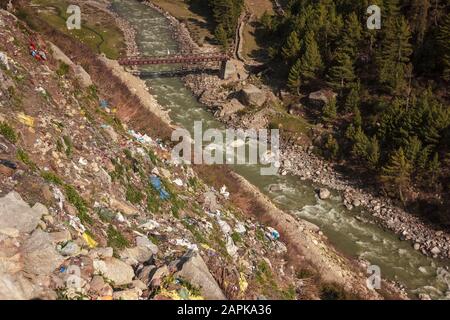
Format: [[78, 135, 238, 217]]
[[135, 1, 450, 262]]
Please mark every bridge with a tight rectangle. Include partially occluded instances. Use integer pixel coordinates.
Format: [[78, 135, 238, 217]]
[[118, 53, 229, 66]]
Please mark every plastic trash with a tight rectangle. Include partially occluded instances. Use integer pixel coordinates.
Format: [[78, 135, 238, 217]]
[[267, 227, 280, 241], [220, 185, 230, 199], [234, 223, 246, 234], [82, 232, 98, 248], [99, 99, 109, 108], [68, 216, 86, 234], [173, 239, 198, 251], [150, 175, 170, 200], [225, 236, 238, 257], [17, 112, 34, 127], [217, 218, 231, 235], [140, 219, 160, 231], [173, 178, 183, 187], [0, 159, 17, 170]]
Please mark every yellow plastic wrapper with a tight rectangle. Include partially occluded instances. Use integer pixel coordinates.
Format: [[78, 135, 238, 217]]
[[82, 232, 98, 248], [239, 273, 248, 293], [17, 113, 35, 127]]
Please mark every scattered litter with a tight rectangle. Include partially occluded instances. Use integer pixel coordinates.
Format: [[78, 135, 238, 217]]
[[78, 158, 88, 166], [82, 232, 98, 248], [267, 227, 280, 241], [17, 112, 35, 127], [217, 218, 231, 235], [115, 212, 125, 223], [150, 175, 170, 200], [225, 236, 238, 257], [99, 99, 109, 108], [35, 86, 46, 95], [129, 129, 153, 145], [220, 185, 230, 199], [173, 238, 198, 251], [173, 178, 183, 187], [140, 219, 160, 231], [0, 159, 17, 170], [239, 273, 248, 293], [68, 216, 86, 234], [234, 223, 246, 234], [53, 187, 65, 210], [0, 52, 9, 70]]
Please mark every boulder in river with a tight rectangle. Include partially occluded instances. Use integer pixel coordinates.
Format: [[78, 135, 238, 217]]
[[318, 188, 331, 200]]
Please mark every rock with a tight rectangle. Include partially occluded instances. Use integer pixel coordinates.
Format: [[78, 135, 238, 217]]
[[137, 265, 156, 285], [149, 265, 169, 287], [0, 192, 44, 233], [136, 236, 158, 255], [0, 272, 42, 300], [220, 98, 245, 117], [308, 89, 337, 108], [318, 188, 331, 200], [93, 257, 134, 286], [413, 243, 421, 250], [59, 241, 80, 257], [113, 289, 140, 300], [431, 246, 441, 255], [21, 230, 64, 276], [89, 275, 113, 297], [109, 198, 139, 216], [120, 246, 153, 266], [175, 251, 226, 300], [49, 230, 72, 243], [352, 199, 361, 207], [239, 84, 266, 107]]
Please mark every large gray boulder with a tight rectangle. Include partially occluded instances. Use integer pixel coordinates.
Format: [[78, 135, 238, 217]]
[[93, 257, 134, 286], [21, 229, 64, 276], [0, 192, 44, 233], [240, 84, 267, 107], [175, 251, 226, 300]]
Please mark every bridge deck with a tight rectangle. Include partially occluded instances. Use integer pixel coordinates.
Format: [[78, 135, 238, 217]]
[[118, 53, 229, 66]]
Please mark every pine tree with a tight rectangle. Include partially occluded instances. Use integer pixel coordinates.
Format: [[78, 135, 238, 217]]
[[287, 59, 302, 94], [324, 134, 339, 159], [427, 152, 440, 189], [366, 136, 380, 169], [339, 12, 362, 59], [327, 51, 356, 92], [322, 98, 337, 123], [215, 24, 229, 51], [298, 30, 323, 81], [380, 147, 412, 202], [344, 85, 360, 113], [377, 17, 413, 93], [282, 31, 302, 61], [437, 13, 450, 81]]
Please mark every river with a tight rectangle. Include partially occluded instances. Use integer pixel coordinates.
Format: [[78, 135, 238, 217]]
[[111, 0, 450, 299]]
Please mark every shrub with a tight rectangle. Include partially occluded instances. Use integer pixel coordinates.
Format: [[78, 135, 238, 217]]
[[0, 122, 17, 143]]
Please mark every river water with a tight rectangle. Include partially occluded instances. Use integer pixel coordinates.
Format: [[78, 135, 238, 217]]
[[111, 0, 450, 299]]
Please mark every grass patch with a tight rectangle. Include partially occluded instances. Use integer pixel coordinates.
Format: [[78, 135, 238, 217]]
[[41, 170, 63, 185], [62, 135, 73, 157], [126, 184, 144, 204], [65, 185, 92, 225], [56, 62, 70, 77], [107, 225, 129, 251], [17, 149, 37, 170], [0, 122, 18, 143]]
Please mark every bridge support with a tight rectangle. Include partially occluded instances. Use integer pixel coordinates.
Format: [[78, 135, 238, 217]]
[[220, 60, 236, 80]]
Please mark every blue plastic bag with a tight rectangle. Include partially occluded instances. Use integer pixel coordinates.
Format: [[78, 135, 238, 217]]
[[150, 175, 170, 200]]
